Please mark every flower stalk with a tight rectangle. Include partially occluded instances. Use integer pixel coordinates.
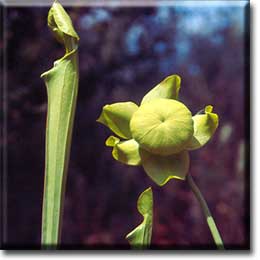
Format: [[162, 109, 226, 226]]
[[187, 173, 225, 249]]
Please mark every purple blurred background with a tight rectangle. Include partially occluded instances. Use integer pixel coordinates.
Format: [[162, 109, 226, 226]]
[[2, 1, 249, 249]]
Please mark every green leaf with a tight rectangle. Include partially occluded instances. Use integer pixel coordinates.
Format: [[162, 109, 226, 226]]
[[40, 0, 79, 248], [141, 74, 181, 105], [106, 136, 141, 166], [48, 0, 79, 47], [126, 187, 153, 249], [140, 149, 190, 186], [187, 105, 219, 150], [97, 102, 139, 139]]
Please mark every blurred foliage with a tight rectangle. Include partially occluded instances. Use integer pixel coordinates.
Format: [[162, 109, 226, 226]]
[[3, 2, 249, 248]]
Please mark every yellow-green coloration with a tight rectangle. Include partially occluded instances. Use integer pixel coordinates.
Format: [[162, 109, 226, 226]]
[[111, 138, 141, 166], [97, 74, 219, 187], [140, 149, 190, 186], [97, 102, 138, 139], [141, 75, 181, 104], [130, 98, 194, 155], [126, 188, 153, 249], [97, 74, 222, 249], [187, 105, 219, 150], [187, 174, 224, 249], [41, 0, 79, 248]]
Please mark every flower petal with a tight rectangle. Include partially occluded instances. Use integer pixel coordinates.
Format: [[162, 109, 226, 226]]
[[106, 137, 141, 166], [140, 149, 190, 186], [105, 135, 120, 147], [141, 74, 181, 105], [187, 105, 219, 150], [97, 102, 139, 139]]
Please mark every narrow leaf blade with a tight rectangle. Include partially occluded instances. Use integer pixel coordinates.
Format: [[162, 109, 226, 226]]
[[126, 187, 153, 249], [41, 0, 79, 248]]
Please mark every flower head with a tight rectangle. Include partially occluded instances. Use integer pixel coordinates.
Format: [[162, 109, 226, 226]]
[[97, 75, 219, 186]]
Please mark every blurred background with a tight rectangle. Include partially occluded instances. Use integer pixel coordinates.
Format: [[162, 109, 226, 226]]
[[2, 0, 249, 249]]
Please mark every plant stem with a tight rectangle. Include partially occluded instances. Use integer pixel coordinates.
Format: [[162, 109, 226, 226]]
[[187, 173, 225, 249]]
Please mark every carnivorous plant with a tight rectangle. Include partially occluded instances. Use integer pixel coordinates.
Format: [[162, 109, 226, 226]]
[[41, 0, 79, 248], [97, 74, 224, 249]]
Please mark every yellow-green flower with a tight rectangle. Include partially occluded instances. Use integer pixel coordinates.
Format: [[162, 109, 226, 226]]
[[97, 75, 219, 186]]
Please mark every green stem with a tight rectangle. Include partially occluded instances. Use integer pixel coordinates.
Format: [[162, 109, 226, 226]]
[[187, 174, 225, 249]]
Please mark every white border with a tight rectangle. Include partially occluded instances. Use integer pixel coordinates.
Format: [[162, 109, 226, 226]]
[[1, 0, 249, 7], [252, 0, 259, 258], [1, 0, 255, 258]]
